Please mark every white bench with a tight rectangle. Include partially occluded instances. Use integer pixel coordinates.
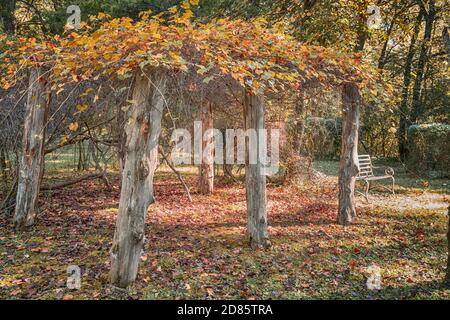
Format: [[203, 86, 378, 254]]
[[356, 155, 395, 201]]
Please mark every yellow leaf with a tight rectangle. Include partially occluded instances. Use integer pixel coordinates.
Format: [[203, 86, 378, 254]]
[[76, 104, 88, 113], [97, 12, 110, 20], [60, 135, 69, 146], [117, 67, 131, 76], [285, 74, 296, 82], [80, 88, 93, 97], [181, 2, 191, 10], [69, 122, 79, 132]]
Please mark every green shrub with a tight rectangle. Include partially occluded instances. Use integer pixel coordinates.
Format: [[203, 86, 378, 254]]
[[407, 123, 450, 177]]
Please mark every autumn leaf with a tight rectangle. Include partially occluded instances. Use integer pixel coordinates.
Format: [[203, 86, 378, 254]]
[[80, 88, 94, 97], [76, 104, 88, 113], [181, 2, 191, 10], [69, 122, 79, 131], [11, 289, 21, 296], [117, 67, 131, 76], [168, 6, 178, 14], [31, 247, 49, 253], [60, 135, 69, 145]]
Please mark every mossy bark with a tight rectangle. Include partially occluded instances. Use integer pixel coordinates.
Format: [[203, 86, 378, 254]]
[[337, 83, 360, 226], [13, 67, 49, 230], [110, 70, 166, 288]]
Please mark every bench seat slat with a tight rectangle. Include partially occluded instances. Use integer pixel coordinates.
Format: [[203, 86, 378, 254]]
[[357, 174, 373, 178], [364, 175, 393, 181]]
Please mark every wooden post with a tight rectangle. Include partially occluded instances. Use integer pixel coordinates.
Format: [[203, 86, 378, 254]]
[[244, 89, 270, 249], [446, 206, 450, 284], [117, 103, 126, 181], [13, 67, 49, 230], [199, 100, 214, 194], [117, 75, 135, 182], [110, 70, 166, 288], [337, 82, 360, 226]]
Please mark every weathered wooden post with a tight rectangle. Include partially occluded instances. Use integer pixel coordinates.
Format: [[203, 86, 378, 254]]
[[13, 67, 50, 230], [117, 103, 126, 181], [446, 206, 450, 284], [244, 89, 270, 249], [337, 82, 360, 226], [199, 100, 214, 194], [110, 70, 167, 288]]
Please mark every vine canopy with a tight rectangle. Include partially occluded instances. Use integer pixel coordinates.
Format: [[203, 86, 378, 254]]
[[0, 0, 381, 97]]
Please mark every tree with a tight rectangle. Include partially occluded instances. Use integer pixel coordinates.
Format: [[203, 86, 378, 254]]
[[446, 205, 450, 284], [0, 0, 16, 34], [398, 10, 423, 161], [13, 67, 50, 230], [110, 69, 167, 288], [198, 99, 214, 194], [244, 89, 270, 249], [443, 26, 450, 62], [337, 82, 360, 226], [410, 0, 437, 124], [44, 0, 183, 34]]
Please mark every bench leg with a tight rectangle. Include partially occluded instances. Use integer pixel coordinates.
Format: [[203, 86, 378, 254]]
[[364, 180, 370, 202], [391, 176, 395, 195]]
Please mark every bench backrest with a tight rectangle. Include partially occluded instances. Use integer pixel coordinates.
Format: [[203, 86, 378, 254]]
[[357, 155, 374, 178]]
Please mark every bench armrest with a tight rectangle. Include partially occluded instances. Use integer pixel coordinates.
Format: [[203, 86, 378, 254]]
[[372, 166, 395, 176]]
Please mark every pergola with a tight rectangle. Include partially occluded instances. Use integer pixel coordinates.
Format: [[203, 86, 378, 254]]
[[0, 3, 380, 288]]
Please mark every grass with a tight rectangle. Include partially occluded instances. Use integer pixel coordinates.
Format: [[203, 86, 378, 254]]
[[0, 159, 449, 300], [314, 160, 449, 193]]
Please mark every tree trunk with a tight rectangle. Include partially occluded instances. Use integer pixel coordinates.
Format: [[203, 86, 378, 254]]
[[117, 101, 126, 181], [77, 141, 85, 171], [1, 0, 16, 34], [398, 10, 423, 161], [110, 70, 166, 288], [410, 0, 436, 124], [378, 20, 395, 70], [244, 90, 270, 249], [354, 11, 368, 52], [198, 100, 214, 194], [1, 151, 18, 215], [446, 206, 450, 284], [13, 67, 49, 230], [0, 148, 8, 190], [89, 140, 112, 191], [338, 83, 360, 226], [443, 27, 450, 63]]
